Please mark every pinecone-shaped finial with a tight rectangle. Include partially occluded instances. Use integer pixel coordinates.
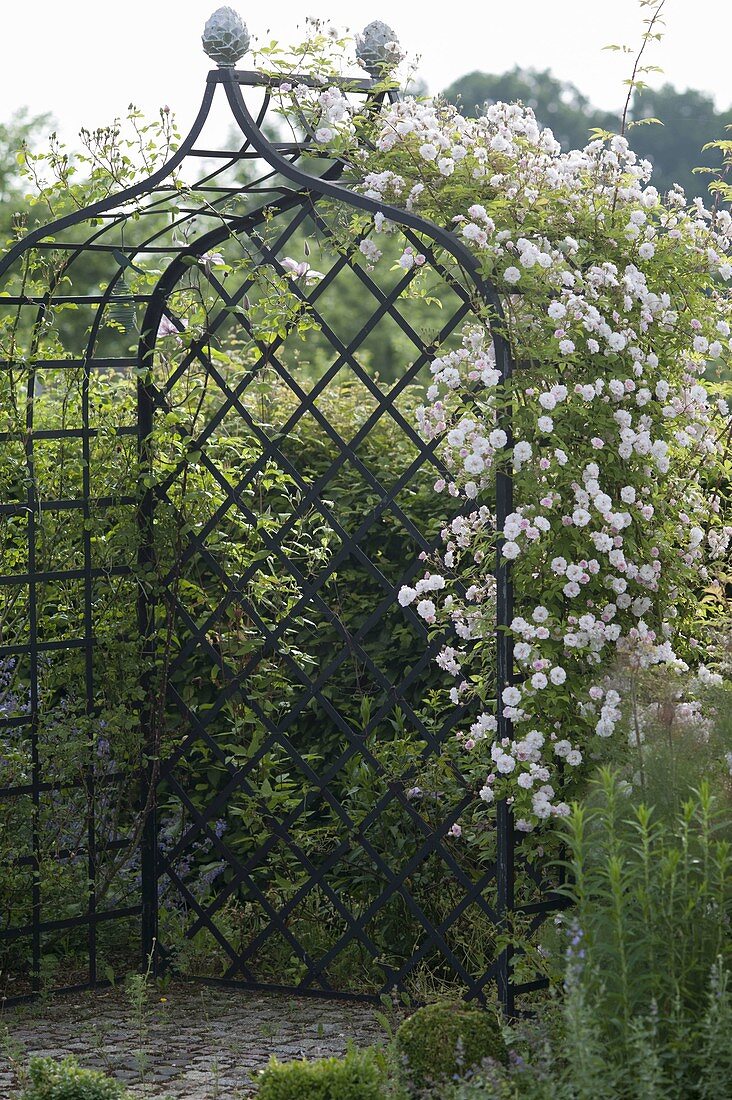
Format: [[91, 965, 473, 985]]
[[355, 21, 402, 77], [202, 7, 250, 68]]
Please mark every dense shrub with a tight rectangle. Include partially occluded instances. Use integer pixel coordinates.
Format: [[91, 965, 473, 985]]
[[256, 1046, 388, 1100], [374, 763, 732, 1098], [432, 766, 732, 1097], [395, 1001, 506, 1093], [559, 769, 732, 1039], [20, 1057, 129, 1100]]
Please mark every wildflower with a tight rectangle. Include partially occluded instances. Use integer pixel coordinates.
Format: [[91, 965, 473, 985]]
[[199, 251, 225, 271], [280, 257, 324, 282], [157, 314, 186, 339]]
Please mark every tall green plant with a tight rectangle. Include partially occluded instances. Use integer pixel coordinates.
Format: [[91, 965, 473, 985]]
[[554, 770, 732, 1094]]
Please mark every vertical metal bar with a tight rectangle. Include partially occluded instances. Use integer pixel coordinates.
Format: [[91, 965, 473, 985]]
[[494, 328, 515, 1017], [81, 352, 97, 986], [137, 323, 158, 971], [496, 800, 515, 1016], [26, 362, 40, 994]]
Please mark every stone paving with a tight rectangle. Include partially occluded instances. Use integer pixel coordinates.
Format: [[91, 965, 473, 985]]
[[0, 984, 388, 1098]]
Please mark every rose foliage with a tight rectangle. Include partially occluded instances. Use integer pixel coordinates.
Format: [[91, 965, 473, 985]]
[[275, 49, 732, 830]]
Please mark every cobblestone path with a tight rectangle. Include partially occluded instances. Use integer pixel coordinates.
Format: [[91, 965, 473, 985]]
[[0, 984, 387, 1098]]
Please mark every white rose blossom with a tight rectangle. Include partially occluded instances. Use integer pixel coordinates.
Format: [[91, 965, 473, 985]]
[[365, 92, 731, 826]]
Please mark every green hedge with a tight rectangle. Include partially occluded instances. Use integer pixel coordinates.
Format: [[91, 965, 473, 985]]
[[256, 1046, 388, 1100], [394, 1001, 506, 1093], [20, 1057, 129, 1100]]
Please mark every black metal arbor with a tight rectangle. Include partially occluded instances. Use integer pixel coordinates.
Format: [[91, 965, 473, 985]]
[[0, 12, 560, 1011]]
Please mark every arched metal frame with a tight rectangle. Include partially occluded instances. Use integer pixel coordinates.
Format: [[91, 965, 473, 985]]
[[0, 57, 562, 1014]]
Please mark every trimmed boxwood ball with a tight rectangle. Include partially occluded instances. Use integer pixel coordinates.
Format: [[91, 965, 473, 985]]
[[256, 1046, 387, 1100], [20, 1056, 129, 1100], [395, 1001, 506, 1091]]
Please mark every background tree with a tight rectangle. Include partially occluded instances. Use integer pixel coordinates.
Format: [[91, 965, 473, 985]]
[[443, 67, 618, 152], [0, 109, 53, 237], [630, 83, 732, 201], [443, 67, 732, 201]]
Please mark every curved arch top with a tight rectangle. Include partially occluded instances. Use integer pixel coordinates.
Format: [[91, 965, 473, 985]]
[[0, 63, 509, 357]]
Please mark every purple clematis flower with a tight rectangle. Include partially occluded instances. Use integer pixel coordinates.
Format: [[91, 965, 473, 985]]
[[157, 314, 187, 341], [280, 257, 324, 283]]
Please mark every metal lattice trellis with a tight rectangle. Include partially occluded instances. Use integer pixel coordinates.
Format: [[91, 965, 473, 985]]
[[0, 10, 563, 1012]]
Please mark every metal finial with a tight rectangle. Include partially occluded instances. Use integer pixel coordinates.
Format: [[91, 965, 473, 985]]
[[202, 7, 250, 68], [355, 20, 402, 77]]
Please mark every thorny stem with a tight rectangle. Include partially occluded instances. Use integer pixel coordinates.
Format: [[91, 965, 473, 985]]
[[620, 0, 667, 138]]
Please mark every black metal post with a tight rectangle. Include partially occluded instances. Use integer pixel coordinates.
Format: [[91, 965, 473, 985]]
[[494, 327, 516, 1016], [138, 325, 158, 972]]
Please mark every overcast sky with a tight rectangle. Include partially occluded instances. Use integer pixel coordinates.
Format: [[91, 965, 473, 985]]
[[2, 1, 730, 145]]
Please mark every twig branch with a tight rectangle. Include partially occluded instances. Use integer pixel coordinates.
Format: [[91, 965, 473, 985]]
[[620, 0, 667, 137]]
